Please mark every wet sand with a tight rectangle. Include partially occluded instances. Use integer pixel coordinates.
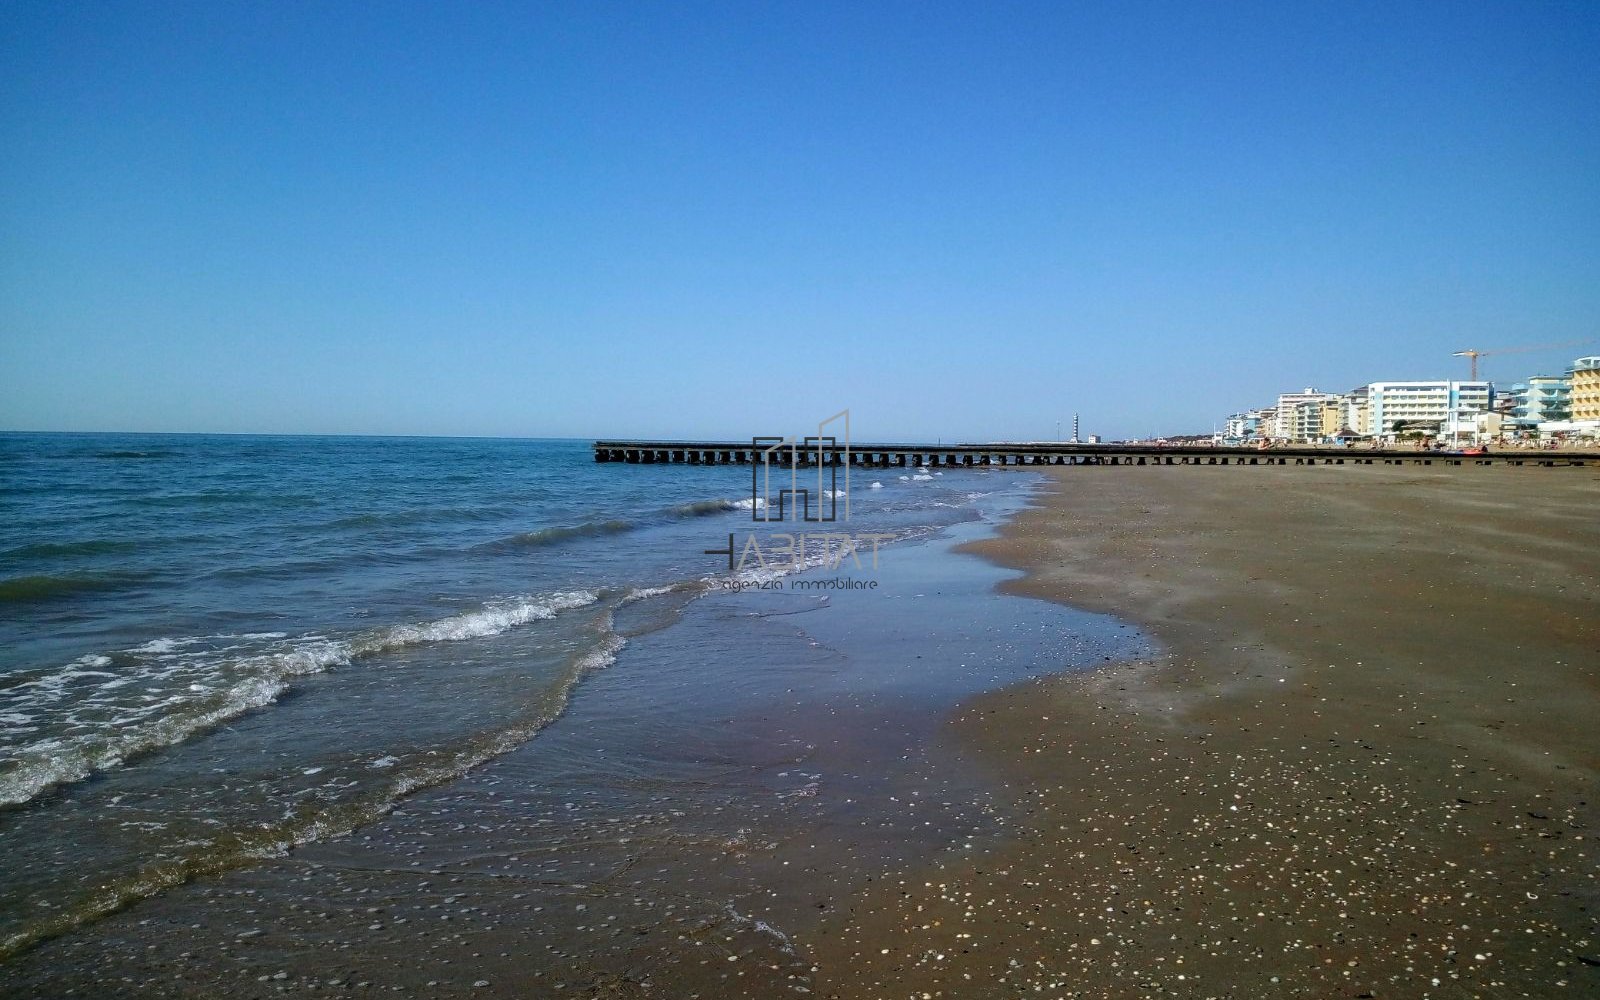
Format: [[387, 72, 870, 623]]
[[808, 464, 1599, 997]]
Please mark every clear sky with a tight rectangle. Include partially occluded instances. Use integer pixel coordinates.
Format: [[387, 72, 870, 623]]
[[3, 1, 1597, 441]]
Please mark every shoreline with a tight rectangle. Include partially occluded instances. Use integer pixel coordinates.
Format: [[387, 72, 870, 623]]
[[0, 474, 1151, 997], [807, 464, 1599, 997], [4, 464, 1594, 996]]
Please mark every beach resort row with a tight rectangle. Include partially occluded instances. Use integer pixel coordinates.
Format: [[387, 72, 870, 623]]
[[1220, 354, 1600, 446]]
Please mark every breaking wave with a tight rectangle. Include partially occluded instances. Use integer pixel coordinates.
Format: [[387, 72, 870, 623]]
[[0, 591, 600, 808], [0, 622, 630, 962]]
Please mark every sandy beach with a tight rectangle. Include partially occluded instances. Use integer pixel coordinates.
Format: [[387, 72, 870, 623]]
[[3, 463, 1596, 998], [808, 464, 1599, 997]]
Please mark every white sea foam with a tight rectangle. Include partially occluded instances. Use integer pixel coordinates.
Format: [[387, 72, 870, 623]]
[[868, 481, 883, 489], [130, 637, 195, 655], [0, 591, 599, 807], [2, 656, 118, 709], [574, 632, 625, 674], [368, 591, 596, 649], [722, 903, 804, 961], [621, 584, 676, 603], [0, 639, 352, 807]]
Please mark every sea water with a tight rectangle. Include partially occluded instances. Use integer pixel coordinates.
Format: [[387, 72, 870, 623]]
[[0, 433, 1150, 991]]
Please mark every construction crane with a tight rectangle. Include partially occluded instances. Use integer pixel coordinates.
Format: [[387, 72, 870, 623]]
[[1452, 340, 1590, 381]]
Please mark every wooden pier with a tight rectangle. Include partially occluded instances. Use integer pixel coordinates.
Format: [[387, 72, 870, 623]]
[[593, 441, 1598, 469]]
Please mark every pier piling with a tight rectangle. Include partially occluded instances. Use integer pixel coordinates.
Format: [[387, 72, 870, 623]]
[[592, 441, 1597, 470]]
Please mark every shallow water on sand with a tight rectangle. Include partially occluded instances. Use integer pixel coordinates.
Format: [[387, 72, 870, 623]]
[[2, 483, 1150, 997], [2, 433, 1022, 960]]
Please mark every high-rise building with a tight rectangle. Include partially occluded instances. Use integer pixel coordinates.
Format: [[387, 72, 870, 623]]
[[1289, 397, 1346, 441], [1276, 388, 1340, 441], [1342, 386, 1371, 436], [1317, 398, 1345, 438], [1571, 357, 1600, 422], [1502, 375, 1572, 429], [1367, 381, 1492, 438]]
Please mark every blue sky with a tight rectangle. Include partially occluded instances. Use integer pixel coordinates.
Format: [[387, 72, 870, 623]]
[[3, 1, 1597, 440]]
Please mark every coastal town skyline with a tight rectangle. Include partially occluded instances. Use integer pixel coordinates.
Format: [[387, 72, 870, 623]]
[[1216, 349, 1600, 446]]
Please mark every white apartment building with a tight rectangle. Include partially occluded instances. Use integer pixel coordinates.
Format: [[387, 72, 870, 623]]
[[1367, 381, 1492, 439]]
